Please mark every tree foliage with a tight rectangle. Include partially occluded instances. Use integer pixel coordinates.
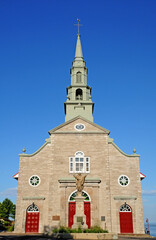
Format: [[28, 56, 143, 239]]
[[0, 198, 16, 220]]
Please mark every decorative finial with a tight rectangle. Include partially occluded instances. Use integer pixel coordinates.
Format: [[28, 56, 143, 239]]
[[133, 148, 136, 153], [74, 18, 82, 35], [124, 202, 127, 208], [22, 148, 26, 153]]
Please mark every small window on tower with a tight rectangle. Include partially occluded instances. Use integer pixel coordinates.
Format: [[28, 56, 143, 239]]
[[76, 88, 83, 100], [76, 71, 82, 83]]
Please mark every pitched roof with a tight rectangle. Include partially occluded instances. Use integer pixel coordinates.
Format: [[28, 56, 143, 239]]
[[48, 116, 110, 134]]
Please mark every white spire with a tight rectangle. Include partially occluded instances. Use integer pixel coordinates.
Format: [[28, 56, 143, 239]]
[[75, 34, 83, 59]]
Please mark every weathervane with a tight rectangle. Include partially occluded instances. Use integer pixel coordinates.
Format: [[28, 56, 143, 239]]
[[74, 19, 82, 35]]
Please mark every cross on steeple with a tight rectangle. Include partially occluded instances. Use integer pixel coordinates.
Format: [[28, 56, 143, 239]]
[[74, 19, 82, 35]]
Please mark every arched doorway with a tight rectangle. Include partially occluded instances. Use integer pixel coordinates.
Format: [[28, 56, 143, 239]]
[[25, 203, 39, 233], [68, 190, 91, 228], [119, 203, 133, 233]]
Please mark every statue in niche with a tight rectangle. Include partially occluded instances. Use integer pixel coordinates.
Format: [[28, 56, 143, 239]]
[[73, 173, 87, 195]]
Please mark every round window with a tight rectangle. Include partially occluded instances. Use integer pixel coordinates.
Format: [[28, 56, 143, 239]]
[[29, 175, 40, 187], [118, 175, 130, 187], [74, 123, 85, 131]]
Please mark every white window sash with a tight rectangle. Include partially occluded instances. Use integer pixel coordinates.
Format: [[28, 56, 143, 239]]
[[69, 157, 74, 173], [69, 156, 90, 173]]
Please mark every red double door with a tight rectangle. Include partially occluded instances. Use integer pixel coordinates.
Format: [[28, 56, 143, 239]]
[[69, 202, 91, 228], [26, 212, 39, 233], [120, 212, 133, 233]]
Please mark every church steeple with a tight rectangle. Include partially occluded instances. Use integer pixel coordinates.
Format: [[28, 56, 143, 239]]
[[64, 29, 94, 122], [75, 34, 83, 60]]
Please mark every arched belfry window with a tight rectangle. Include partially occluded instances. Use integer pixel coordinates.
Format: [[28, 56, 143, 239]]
[[76, 71, 82, 83], [76, 88, 83, 100]]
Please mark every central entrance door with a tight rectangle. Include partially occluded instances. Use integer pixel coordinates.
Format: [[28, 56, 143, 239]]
[[84, 202, 90, 228], [25, 203, 39, 233], [69, 202, 76, 228], [119, 203, 133, 233], [68, 191, 91, 228]]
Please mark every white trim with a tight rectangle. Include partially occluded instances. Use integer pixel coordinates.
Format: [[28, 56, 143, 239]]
[[75, 151, 84, 156], [118, 175, 130, 187], [29, 175, 41, 187], [69, 157, 74, 173], [74, 123, 85, 131], [27, 211, 39, 212], [86, 157, 90, 173]]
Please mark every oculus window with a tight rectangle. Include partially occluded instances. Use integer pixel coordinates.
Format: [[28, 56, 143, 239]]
[[118, 175, 130, 187], [74, 123, 85, 131], [29, 175, 40, 187]]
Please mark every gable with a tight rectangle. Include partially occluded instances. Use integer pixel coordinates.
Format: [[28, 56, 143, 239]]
[[48, 116, 110, 134]]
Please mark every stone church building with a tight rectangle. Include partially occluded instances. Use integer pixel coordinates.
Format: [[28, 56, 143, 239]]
[[14, 32, 145, 234]]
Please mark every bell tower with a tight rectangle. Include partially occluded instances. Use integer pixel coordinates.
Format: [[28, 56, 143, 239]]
[[64, 30, 94, 122]]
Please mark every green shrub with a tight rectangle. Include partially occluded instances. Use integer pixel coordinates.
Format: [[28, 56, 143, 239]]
[[53, 226, 70, 233], [59, 226, 70, 233], [52, 227, 59, 233], [7, 225, 14, 232], [52, 225, 108, 234], [70, 228, 77, 233], [0, 219, 13, 231], [0, 224, 5, 231], [84, 225, 108, 233], [77, 225, 82, 233], [3, 221, 10, 227]]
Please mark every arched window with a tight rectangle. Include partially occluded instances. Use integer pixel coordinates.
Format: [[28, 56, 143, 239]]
[[69, 151, 90, 173], [68, 190, 91, 202], [27, 203, 39, 212], [120, 203, 132, 212], [76, 72, 82, 83], [76, 88, 83, 100]]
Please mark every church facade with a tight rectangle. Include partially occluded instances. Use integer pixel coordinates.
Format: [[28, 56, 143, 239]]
[[14, 32, 145, 234]]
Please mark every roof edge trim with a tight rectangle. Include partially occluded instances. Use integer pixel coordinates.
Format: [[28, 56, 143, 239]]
[[19, 138, 51, 157], [108, 137, 140, 157]]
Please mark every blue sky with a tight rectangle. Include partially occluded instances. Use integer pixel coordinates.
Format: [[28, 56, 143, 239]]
[[0, 0, 156, 223]]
